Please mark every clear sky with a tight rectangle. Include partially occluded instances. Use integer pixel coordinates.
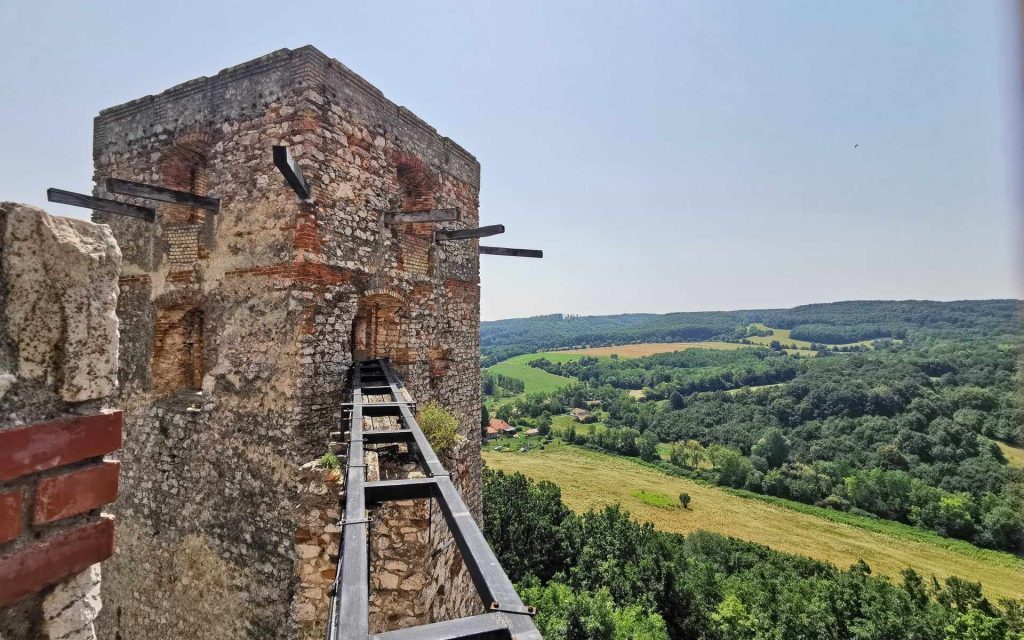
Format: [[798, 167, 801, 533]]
[[1, 1, 1020, 320]]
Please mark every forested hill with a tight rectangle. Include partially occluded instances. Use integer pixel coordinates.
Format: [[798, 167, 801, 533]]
[[481, 299, 1021, 364]]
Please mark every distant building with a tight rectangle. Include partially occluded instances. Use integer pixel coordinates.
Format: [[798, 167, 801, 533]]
[[524, 428, 540, 437], [489, 417, 517, 437], [571, 408, 591, 422]]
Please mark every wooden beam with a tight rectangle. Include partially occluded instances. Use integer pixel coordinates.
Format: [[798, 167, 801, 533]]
[[106, 178, 220, 212], [47, 188, 155, 223], [272, 145, 312, 200], [479, 246, 543, 258], [383, 208, 459, 224], [435, 224, 505, 241]]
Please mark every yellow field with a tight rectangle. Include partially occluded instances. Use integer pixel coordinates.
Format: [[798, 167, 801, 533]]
[[555, 341, 749, 358], [996, 440, 1024, 468], [483, 445, 1024, 600]]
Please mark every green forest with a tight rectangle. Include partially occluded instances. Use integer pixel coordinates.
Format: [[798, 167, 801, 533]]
[[483, 469, 1024, 640], [483, 300, 1023, 553], [481, 300, 1023, 638], [480, 299, 1019, 365]]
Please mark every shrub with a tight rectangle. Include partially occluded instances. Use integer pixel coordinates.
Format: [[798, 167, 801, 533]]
[[317, 452, 340, 470], [418, 402, 462, 452]]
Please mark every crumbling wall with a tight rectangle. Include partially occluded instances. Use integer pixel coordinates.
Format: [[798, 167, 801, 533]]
[[92, 46, 482, 639], [0, 203, 122, 640]]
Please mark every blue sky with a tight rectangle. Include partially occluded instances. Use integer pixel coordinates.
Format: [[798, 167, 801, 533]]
[[1, 1, 1020, 320]]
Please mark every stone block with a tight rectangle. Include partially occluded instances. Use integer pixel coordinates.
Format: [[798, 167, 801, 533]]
[[0, 203, 121, 403]]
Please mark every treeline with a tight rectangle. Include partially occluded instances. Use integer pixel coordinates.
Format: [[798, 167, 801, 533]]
[[481, 300, 1021, 361], [790, 322, 896, 343], [528, 349, 802, 397], [481, 371, 525, 396], [483, 469, 1024, 640]]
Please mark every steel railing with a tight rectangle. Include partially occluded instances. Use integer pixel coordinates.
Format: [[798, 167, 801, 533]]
[[326, 359, 541, 640]]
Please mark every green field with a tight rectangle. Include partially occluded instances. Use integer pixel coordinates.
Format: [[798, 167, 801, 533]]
[[484, 353, 578, 408], [483, 444, 1024, 600], [746, 323, 876, 351]]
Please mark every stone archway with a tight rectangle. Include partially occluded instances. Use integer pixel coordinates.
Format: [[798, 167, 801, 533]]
[[351, 289, 405, 362]]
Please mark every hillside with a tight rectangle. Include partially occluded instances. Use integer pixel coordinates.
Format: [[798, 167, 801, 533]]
[[484, 444, 1024, 600], [481, 299, 1021, 364]]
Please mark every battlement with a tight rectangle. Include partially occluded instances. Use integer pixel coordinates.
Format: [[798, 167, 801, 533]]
[[93, 45, 478, 185]]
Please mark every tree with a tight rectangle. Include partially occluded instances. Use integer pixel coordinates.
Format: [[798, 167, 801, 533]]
[[708, 445, 755, 488], [669, 391, 685, 411], [637, 432, 659, 462], [481, 403, 491, 433], [751, 428, 789, 469], [679, 493, 691, 509]]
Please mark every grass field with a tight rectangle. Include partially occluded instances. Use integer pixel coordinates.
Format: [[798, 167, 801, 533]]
[[746, 323, 877, 351], [483, 444, 1024, 600], [485, 353, 577, 397], [996, 440, 1024, 468], [554, 342, 749, 358]]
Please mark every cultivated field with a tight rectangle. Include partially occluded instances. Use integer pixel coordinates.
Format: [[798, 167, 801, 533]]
[[483, 444, 1024, 600], [485, 353, 577, 398]]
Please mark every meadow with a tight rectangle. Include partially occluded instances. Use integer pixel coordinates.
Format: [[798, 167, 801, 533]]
[[996, 439, 1024, 468], [483, 443, 1024, 600]]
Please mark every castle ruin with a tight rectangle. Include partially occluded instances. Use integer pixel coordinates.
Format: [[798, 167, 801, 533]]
[[88, 46, 490, 639]]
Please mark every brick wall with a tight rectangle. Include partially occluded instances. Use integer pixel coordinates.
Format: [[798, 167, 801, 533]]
[[0, 412, 122, 605], [0, 203, 122, 640]]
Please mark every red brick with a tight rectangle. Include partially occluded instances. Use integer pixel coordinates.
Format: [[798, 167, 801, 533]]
[[0, 490, 22, 544], [0, 516, 114, 606], [0, 411, 123, 481], [33, 461, 121, 525]]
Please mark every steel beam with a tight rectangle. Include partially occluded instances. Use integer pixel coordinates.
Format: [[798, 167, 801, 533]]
[[272, 145, 312, 200], [435, 225, 505, 241], [106, 178, 220, 212], [479, 247, 543, 258], [47, 188, 155, 222], [370, 613, 510, 640]]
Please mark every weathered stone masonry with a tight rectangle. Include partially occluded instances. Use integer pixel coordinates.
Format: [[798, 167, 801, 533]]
[[91, 47, 483, 639], [0, 203, 123, 640]]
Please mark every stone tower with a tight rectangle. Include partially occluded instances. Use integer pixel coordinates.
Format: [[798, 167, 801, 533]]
[[91, 47, 482, 639]]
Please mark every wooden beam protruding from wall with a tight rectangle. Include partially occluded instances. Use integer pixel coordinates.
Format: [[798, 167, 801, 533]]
[[479, 246, 543, 258], [272, 146, 312, 200], [47, 189, 155, 223], [106, 178, 220, 212], [383, 208, 459, 224], [435, 224, 505, 242]]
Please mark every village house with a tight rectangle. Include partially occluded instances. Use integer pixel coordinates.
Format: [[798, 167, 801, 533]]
[[571, 408, 591, 422], [488, 417, 517, 438]]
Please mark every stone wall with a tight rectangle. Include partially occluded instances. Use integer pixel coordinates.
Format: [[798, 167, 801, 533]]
[[0, 203, 123, 640], [291, 463, 342, 640], [92, 46, 482, 639], [366, 438, 478, 631]]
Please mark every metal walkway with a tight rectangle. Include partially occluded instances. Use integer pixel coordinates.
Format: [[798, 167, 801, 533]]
[[326, 359, 541, 640]]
